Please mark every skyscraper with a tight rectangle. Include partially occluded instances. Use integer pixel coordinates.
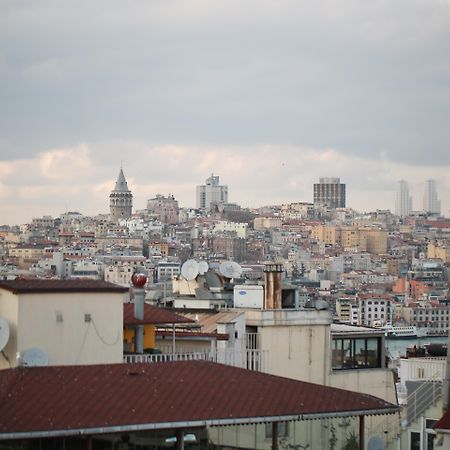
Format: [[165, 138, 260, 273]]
[[395, 180, 412, 218], [423, 179, 441, 215], [196, 174, 228, 210], [110, 168, 133, 222], [313, 177, 346, 209]]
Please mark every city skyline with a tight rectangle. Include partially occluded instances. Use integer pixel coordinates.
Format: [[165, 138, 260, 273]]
[[1, 1, 449, 224]]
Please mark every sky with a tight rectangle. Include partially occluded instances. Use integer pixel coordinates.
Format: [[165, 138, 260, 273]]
[[0, 0, 449, 225]]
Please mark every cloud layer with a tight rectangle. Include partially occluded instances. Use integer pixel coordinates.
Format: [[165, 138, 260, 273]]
[[0, 1, 449, 223]]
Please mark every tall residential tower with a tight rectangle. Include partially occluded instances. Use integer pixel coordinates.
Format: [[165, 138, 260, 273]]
[[423, 179, 441, 215], [110, 168, 133, 222], [395, 180, 412, 218]]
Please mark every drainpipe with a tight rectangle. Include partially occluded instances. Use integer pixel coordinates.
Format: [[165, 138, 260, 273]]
[[272, 422, 279, 450], [176, 429, 184, 450], [132, 273, 147, 354], [359, 416, 365, 450]]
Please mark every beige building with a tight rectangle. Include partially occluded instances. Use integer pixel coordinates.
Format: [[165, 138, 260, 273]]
[[428, 240, 450, 264], [0, 279, 128, 369], [311, 224, 387, 254], [253, 217, 283, 230], [360, 227, 388, 255]]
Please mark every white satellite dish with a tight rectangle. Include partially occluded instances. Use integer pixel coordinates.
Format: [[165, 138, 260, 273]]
[[20, 347, 49, 367], [181, 259, 199, 281], [0, 317, 10, 352], [198, 261, 209, 275], [219, 261, 242, 279]]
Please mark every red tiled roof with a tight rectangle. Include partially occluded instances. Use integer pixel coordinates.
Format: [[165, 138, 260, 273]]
[[123, 303, 194, 325], [0, 279, 129, 294], [0, 361, 398, 438], [434, 408, 450, 431]]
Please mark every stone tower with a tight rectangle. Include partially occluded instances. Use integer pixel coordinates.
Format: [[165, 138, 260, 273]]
[[110, 168, 133, 222]]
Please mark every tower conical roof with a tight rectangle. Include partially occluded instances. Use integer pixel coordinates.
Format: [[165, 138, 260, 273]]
[[113, 168, 130, 192]]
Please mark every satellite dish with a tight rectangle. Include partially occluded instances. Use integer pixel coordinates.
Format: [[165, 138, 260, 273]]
[[20, 347, 49, 367], [198, 261, 209, 275], [219, 261, 242, 279], [181, 260, 199, 281], [367, 436, 384, 450], [0, 317, 10, 352]]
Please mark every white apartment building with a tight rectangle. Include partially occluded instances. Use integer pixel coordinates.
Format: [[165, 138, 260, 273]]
[[358, 296, 393, 326], [214, 221, 248, 239], [196, 173, 228, 210]]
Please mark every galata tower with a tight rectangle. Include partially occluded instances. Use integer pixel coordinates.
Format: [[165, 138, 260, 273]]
[[109, 168, 133, 222]]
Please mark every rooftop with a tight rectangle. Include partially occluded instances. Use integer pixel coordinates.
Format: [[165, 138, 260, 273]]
[[0, 279, 129, 294], [0, 360, 398, 439], [123, 303, 194, 325]]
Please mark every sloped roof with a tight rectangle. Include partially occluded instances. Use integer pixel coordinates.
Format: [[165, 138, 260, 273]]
[[113, 168, 131, 192], [0, 361, 398, 439], [434, 408, 450, 432], [182, 310, 245, 333], [123, 303, 194, 325], [0, 279, 129, 294]]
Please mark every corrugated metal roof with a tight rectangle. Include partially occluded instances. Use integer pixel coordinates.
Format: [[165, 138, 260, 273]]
[[0, 361, 398, 438], [0, 279, 129, 294], [123, 303, 194, 325]]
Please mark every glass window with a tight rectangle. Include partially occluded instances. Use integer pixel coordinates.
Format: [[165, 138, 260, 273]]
[[266, 422, 289, 438], [410, 431, 420, 450], [332, 337, 382, 370]]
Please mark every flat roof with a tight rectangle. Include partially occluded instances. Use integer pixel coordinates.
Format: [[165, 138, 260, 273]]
[[0, 279, 129, 294]]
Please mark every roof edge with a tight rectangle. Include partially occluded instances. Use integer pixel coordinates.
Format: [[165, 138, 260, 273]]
[[0, 408, 399, 440]]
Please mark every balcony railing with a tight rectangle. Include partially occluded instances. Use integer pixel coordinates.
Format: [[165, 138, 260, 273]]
[[124, 349, 268, 372]]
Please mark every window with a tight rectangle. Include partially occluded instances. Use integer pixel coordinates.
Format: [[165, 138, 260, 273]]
[[266, 422, 289, 438], [332, 337, 382, 370], [410, 431, 420, 450]]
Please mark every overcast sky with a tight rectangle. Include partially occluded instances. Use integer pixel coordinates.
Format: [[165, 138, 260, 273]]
[[0, 0, 449, 225]]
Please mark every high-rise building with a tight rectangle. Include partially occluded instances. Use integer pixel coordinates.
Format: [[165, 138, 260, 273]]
[[110, 168, 133, 222], [423, 179, 441, 215], [196, 173, 228, 210], [395, 180, 412, 218], [313, 177, 346, 209]]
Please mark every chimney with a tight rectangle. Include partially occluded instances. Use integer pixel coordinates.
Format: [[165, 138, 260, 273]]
[[264, 263, 283, 309], [131, 273, 147, 353]]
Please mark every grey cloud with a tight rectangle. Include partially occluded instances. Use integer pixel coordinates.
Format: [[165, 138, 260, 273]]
[[0, 0, 449, 166]]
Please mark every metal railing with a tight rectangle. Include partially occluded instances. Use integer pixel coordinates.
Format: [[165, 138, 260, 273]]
[[124, 348, 268, 372], [404, 374, 443, 426]]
